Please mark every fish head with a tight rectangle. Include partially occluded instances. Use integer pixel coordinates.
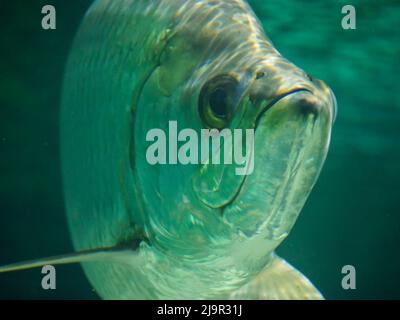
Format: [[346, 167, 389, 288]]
[[132, 7, 336, 292], [215, 61, 337, 243], [134, 48, 336, 276], [191, 57, 337, 258]]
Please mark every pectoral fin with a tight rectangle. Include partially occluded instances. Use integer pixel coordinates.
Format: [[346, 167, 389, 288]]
[[0, 247, 137, 273], [230, 255, 323, 300]]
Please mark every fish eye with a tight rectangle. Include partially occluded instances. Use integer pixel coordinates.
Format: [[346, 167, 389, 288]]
[[199, 75, 239, 129], [209, 88, 229, 118]]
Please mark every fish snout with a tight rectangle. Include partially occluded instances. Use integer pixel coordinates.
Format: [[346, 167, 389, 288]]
[[289, 90, 323, 118], [248, 68, 336, 125], [305, 77, 337, 123], [276, 78, 336, 124]]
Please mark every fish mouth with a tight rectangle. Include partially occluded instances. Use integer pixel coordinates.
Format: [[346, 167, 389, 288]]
[[220, 87, 314, 212], [221, 87, 332, 239], [255, 88, 313, 128]]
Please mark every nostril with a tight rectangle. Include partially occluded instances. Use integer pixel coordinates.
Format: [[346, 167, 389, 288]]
[[256, 71, 265, 80]]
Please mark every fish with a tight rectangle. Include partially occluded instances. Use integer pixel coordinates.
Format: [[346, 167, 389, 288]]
[[0, 0, 336, 299]]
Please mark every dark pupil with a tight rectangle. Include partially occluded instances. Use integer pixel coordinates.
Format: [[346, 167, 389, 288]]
[[209, 88, 229, 118]]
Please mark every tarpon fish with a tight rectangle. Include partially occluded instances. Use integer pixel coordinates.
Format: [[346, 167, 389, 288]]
[[0, 0, 336, 299]]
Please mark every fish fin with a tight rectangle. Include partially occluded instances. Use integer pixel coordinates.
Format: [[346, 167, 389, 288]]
[[0, 247, 137, 273], [230, 255, 324, 300]]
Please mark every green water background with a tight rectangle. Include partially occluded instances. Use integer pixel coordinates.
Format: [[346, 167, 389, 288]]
[[0, 0, 399, 299]]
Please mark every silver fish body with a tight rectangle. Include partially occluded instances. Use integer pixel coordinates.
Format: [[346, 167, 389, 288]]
[[59, 0, 336, 299]]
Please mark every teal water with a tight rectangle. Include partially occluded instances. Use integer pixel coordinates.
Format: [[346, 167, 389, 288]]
[[0, 0, 399, 299]]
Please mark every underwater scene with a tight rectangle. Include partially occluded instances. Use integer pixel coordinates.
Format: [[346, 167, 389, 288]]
[[0, 0, 399, 300]]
